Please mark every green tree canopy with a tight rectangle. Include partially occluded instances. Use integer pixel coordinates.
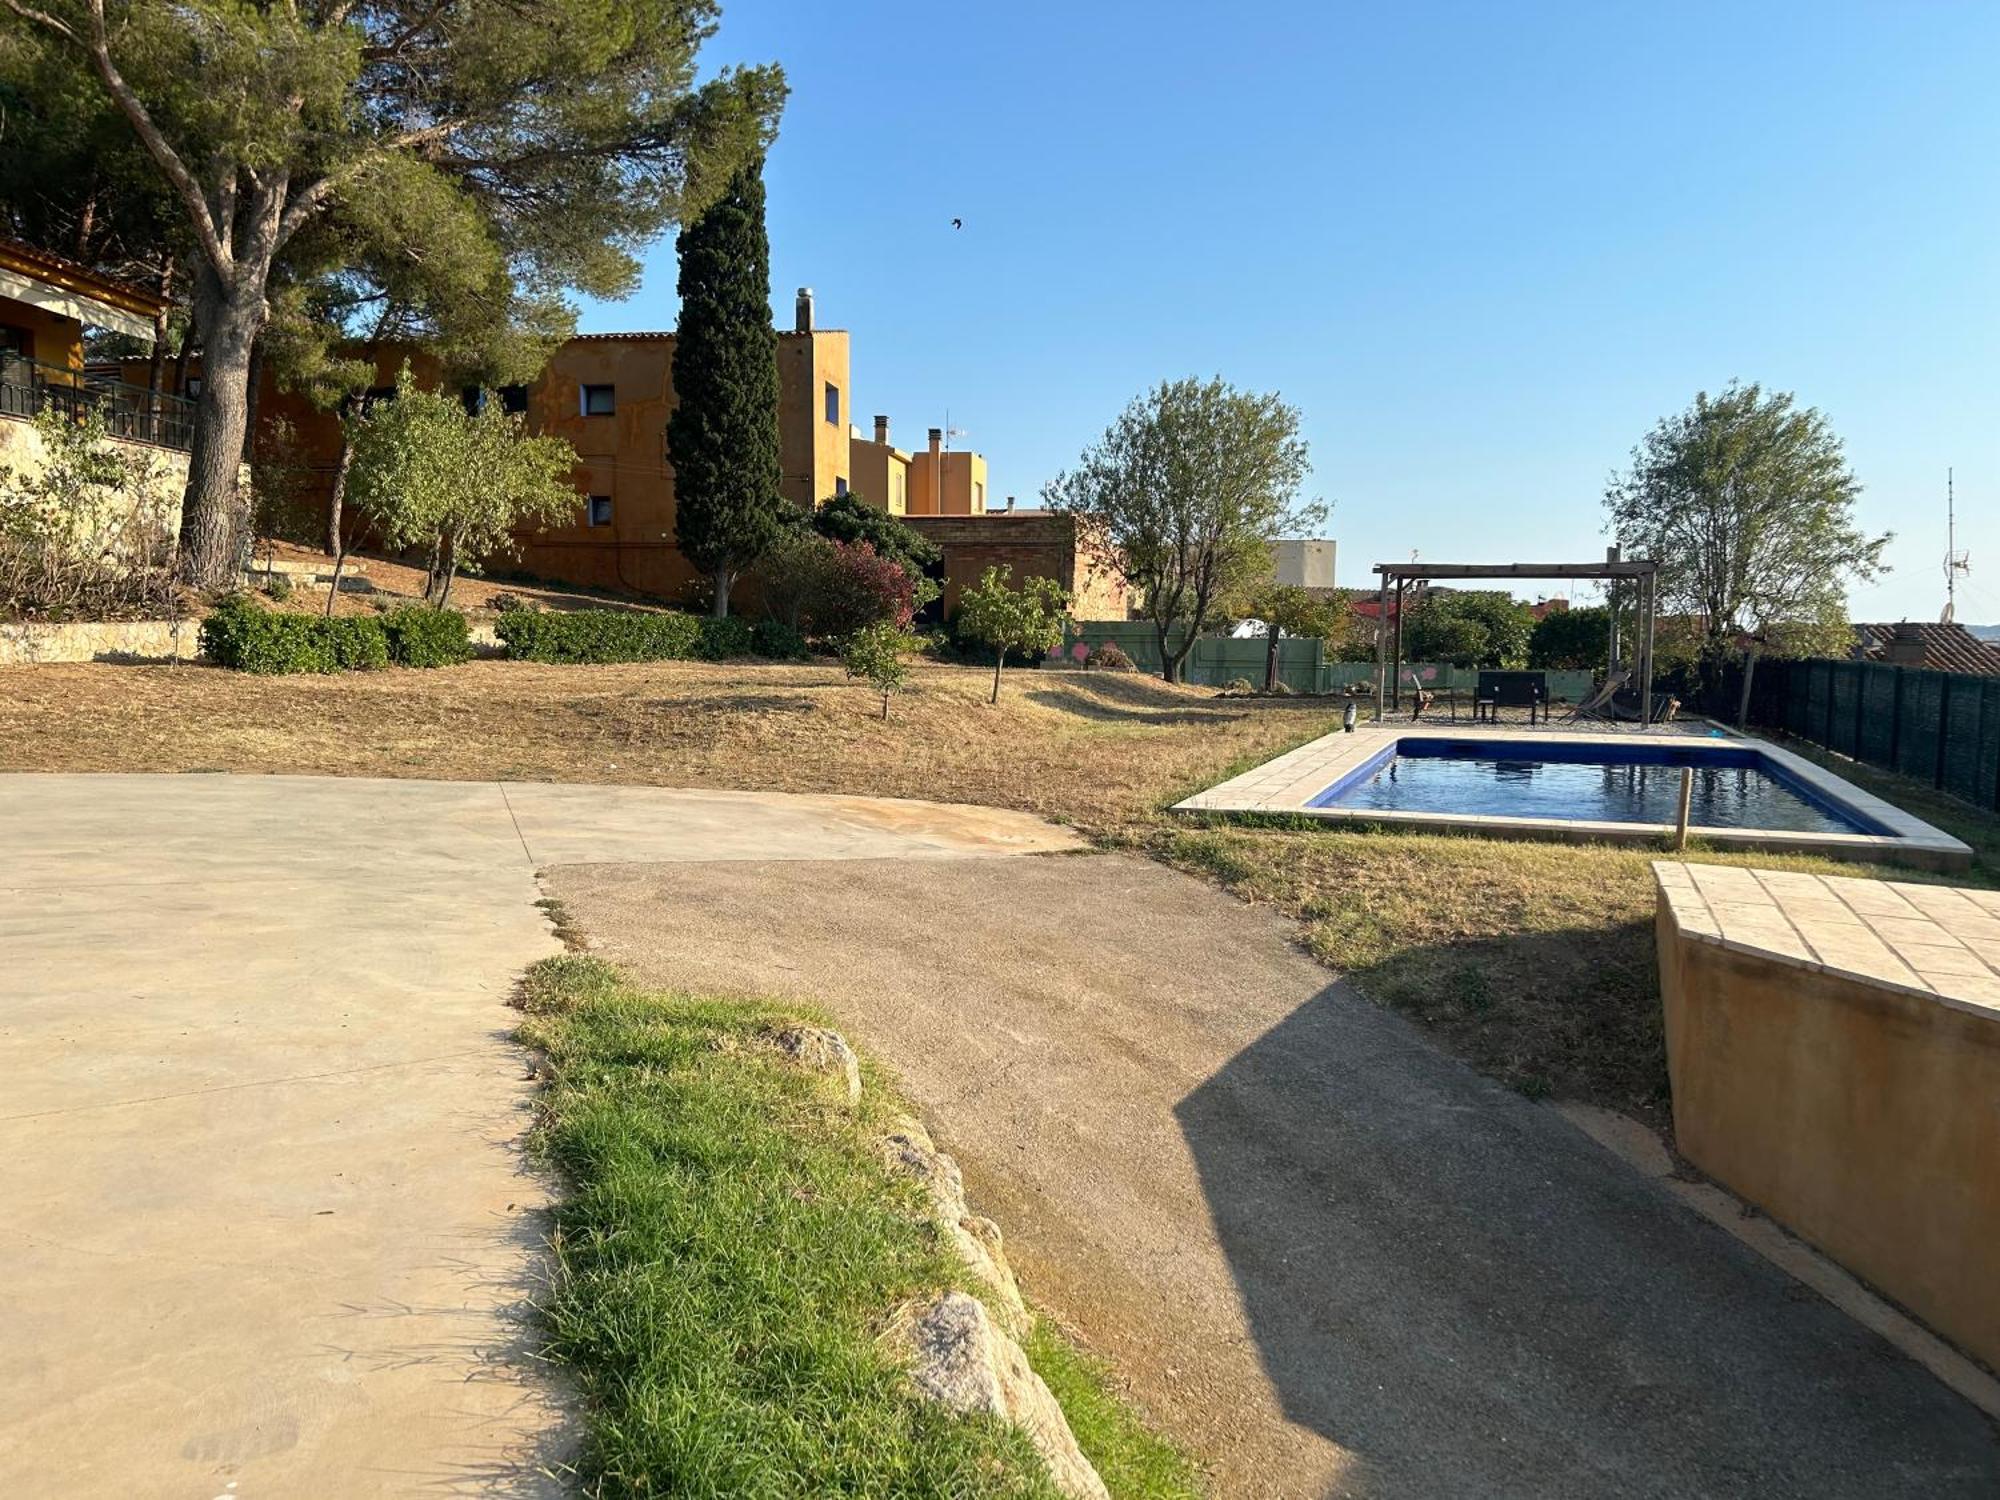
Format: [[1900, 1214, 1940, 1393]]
[[1402, 591, 1533, 668], [1241, 581, 1347, 691], [955, 565, 1070, 704], [1044, 377, 1322, 683], [810, 492, 941, 576], [668, 157, 783, 617], [1527, 604, 1612, 671], [344, 368, 579, 608], [1, 0, 783, 588], [1604, 382, 1888, 719]]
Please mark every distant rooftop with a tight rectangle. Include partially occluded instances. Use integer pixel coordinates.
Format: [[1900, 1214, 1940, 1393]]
[[1853, 621, 2000, 676]]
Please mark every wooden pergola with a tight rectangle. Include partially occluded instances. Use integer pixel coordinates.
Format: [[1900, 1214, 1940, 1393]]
[[1372, 552, 1662, 723]]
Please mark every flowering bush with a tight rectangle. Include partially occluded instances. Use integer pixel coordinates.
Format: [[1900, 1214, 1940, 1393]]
[[804, 540, 933, 640], [1086, 641, 1136, 671]]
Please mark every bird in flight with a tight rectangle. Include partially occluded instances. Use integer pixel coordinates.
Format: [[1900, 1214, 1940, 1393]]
[[950, 217, 963, 230]]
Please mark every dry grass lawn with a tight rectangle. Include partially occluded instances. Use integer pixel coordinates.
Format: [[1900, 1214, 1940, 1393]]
[[7, 652, 1996, 1137], [0, 658, 1335, 828]]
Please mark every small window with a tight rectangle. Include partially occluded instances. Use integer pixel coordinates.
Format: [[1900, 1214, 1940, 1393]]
[[186, 376, 204, 399], [834, 476, 848, 498], [460, 386, 484, 415], [587, 495, 613, 527], [581, 383, 615, 416], [824, 382, 839, 425], [499, 384, 529, 414]]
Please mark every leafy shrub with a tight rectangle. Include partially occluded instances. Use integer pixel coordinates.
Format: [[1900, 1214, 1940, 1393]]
[[1, 406, 182, 622], [809, 492, 942, 575], [750, 617, 808, 659], [261, 571, 294, 603], [382, 606, 473, 668], [497, 607, 703, 664], [806, 540, 932, 639], [842, 621, 915, 719], [324, 615, 391, 670], [201, 593, 388, 674], [1087, 641, 1136, 671], [694, 614, 756, 661]]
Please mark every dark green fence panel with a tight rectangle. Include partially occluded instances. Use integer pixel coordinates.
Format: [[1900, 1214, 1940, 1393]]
[[1804, 660, 1833, 746], [1784, 659, 1812, 736], [1978, 681, 2000, 812], [1896, 671, 1945, 782], [1857, 664, 1900, 765], [1742, 654, 2000, 812], [1826, 662, 1862, 758]]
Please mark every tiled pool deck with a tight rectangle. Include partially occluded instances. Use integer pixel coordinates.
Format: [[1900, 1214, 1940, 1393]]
[[1174, 723, 1972, 870], [1653, 860, 2000, 1016]]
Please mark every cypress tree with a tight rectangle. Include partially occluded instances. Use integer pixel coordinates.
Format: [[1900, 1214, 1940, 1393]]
[[669, 159, 784, 617]]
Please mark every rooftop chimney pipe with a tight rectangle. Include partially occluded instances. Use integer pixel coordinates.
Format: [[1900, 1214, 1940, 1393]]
[[794, 287, 814, 334], [873, 414, 889, 445], [927, 427, 942, 456]]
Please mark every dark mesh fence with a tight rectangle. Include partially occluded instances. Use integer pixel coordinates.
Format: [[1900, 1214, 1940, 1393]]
[[1744, 657, 2000, 812]]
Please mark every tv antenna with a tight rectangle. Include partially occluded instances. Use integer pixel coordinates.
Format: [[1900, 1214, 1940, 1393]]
[[1943, 467, 1970, 624]]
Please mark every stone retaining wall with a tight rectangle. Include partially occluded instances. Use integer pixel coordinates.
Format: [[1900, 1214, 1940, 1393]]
[[0, 618, 203, 664]]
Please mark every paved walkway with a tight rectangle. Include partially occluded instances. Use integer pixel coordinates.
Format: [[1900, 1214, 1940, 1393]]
[[553, 852, 2000, 1500], [0, 774, 1073, 1496]]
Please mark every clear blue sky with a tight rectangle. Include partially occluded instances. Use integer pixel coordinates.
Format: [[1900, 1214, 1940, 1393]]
[[576, 1, 2000, 624]]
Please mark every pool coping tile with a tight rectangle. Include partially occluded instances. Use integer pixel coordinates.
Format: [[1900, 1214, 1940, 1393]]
[[1173, 721, 1972, 872]]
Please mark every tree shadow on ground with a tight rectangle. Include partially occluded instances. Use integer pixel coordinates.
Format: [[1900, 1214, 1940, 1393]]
[[1023, 686, 1252, 727], [1174, 958, 2000, 1498], [1335, 918, 1670, 1130]]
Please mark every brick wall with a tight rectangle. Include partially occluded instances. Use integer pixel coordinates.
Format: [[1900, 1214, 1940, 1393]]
[[904, 512, 1127, 620]]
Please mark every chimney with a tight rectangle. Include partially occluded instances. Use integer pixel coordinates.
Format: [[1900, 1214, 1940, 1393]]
[[794, 287, 814, 333], [927, 427, 942, 457], [1886, 622, 1927, 666], [1005, 495, 1016, 512], [873, 414, 889, 446]]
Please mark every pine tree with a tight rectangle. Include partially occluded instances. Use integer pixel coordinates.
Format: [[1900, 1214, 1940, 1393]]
[[669, 159, 784, 617]]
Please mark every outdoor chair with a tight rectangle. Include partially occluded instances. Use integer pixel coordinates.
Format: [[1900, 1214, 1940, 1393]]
[[1474, 670, 1548, 725], [1563, 669, 1631, 723]]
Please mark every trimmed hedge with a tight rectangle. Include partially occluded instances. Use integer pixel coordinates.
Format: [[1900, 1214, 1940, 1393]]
[[383, 606, 473, 668], [750, 618, 807, 660], [497, 608, 702, 663], [201, 595, 389, 674], [695, 615, 754, 661], [203, 596, 477, 674], [497, 607, 780, 664]]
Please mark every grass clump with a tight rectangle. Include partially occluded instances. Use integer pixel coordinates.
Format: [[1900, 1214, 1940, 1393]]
[[519, 956, 1199, 1499], [1024, 1320, 1205, 1500]]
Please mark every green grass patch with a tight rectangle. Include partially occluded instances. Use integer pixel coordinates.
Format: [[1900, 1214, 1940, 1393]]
[[1024, 1321, 1205, 1500], [519, 955, 1199, 1498]]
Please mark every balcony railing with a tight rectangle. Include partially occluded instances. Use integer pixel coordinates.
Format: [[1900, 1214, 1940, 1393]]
[[0, 354, 196, 451]]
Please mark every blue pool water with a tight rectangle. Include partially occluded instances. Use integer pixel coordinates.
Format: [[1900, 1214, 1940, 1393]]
[[1309, 739, 1889, 836]]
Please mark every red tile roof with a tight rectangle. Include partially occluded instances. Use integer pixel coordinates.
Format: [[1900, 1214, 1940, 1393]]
[[1853, 622, 2000, 676]]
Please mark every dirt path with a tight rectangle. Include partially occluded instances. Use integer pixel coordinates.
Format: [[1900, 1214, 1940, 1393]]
[[551, 850, 2000, 1499], [0, 773, 1072, 1496]]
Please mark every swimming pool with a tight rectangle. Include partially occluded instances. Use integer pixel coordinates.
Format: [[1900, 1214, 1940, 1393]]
[[1307, 739, 1892, 836], [1173, 726, 1971, 870]]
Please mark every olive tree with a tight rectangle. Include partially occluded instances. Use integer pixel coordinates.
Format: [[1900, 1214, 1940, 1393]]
[[1045, 377, 1322, 683], [1241, 581, 1345, 693], [344, 369, 578, 608], [955, 565, 1070, 704], [1605, 382, 1888, 722]]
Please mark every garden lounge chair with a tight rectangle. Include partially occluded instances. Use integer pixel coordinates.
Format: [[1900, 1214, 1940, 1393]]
[[1564, 669, 1631, 723]]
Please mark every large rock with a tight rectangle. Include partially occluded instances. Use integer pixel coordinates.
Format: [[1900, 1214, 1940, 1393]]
[[758, 1023, 862, 1106], [888, 1291, 1109, 1500], [880, 1119, 1029, 1335]]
